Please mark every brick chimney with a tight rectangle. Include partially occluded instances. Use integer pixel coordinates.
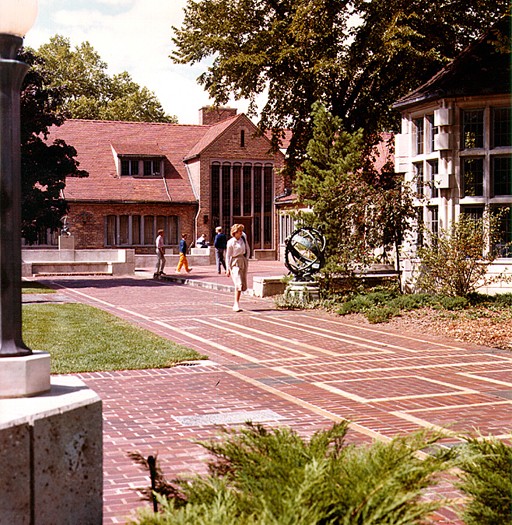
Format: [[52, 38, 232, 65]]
[[199, 106, 237, 125]]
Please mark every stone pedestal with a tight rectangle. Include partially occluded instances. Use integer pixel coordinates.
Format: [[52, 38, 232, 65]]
[[58, 234, 75, 251], [0, 375, 103, 525], [285, 280, 320, 302], [0, 352, 51, 398]]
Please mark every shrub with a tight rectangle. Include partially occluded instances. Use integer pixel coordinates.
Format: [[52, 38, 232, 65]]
[[129, 423, 453, 525], [457, 436, 512, 525], [366, 305, 400, 323], [414, 211, 508, 297], [434, 296, 469, 311]]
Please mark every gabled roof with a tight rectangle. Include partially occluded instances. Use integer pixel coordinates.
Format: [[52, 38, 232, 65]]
[[183, 113, 249, 160], [49, 119, 210, 203], [394, 15, 511, 110]]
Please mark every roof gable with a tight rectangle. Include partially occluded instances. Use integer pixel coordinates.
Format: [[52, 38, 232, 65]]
[[184, 113, 276, 161], [394, 15, 511, 110]]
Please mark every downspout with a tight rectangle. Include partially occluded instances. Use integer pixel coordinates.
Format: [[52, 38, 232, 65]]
[[185, 162, 200, 248]]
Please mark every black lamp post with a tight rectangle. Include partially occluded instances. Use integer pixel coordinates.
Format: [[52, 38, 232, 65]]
[[0, 0, 38, 357]]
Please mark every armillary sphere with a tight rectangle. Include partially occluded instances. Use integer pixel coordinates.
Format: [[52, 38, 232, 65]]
[[284, 227, 326, 281]]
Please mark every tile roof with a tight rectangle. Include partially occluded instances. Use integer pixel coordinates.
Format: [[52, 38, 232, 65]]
[[49, 119, 210, 203], [394, 15, 511, 110]]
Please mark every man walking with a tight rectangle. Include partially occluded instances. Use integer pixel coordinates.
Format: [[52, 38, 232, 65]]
[[154, 229, 166, 278], [213, 226, 227, 274]]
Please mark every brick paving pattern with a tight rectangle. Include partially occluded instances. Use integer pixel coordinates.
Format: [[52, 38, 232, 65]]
[[40, 262, 512, 524]]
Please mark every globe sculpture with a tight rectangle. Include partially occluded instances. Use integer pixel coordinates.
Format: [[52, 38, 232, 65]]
[[284, 227, 326, 282]]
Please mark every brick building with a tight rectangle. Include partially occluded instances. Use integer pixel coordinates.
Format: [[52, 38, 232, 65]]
[[48, 107, 286, 257]]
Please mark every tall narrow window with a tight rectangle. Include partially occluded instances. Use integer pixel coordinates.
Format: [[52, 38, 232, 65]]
[[132, 215, 141, 245], [106, 215, 117, 246], [462, 109, 484, 149], [492, 156, 512, 196], [414, 118, 424, 155], [492, 206, 512, 257], [426, 114, 437, 153], [144, 216, 154, 245], [211, 162, 221, 221], [232, 163, 241, 216], [428, 160, 439, 199], [243, 164, 252, 216], [119, 215, 129, 245], [493, 108, 512, 147], [222, 163, 231, 221], [428, 206, 439, 237], [416, 209, 424, 248], [414, 162, 424, 197], [462, 158, 484, 197], [240, 129, 245, 147]]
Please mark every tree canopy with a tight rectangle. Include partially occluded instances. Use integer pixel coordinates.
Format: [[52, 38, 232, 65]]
[[20, 49, 88, 244], [32, 35, 177, 123], [172, 0, 510, 174]]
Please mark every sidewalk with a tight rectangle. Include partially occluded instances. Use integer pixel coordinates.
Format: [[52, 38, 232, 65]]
[[40, 271, 512, 525]]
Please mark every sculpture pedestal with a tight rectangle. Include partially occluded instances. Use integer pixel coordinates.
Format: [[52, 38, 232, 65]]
[[285, 280, 320, 302], [0, 375, 103, 524], [0, 352, 51, 398]]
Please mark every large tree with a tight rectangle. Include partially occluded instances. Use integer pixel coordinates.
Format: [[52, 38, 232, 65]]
[[172, 0, 509, 175], [20, 49, 88, 244], [33, 35, 177, 123]]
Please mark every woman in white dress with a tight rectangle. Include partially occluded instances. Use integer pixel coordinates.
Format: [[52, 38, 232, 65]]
[[226, 224, 249, 312]]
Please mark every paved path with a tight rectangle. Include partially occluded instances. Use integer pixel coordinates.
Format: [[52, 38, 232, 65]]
[[39, 264, 512, 525]]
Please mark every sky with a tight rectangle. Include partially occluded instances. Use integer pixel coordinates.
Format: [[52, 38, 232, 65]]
[[24, 0, 252, 125]]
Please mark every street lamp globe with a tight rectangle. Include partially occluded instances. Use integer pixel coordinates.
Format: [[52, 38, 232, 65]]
[[0, 0, 38, 37]]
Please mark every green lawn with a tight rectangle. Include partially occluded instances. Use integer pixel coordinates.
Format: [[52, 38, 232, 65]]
[[23, 302, 206, 374]]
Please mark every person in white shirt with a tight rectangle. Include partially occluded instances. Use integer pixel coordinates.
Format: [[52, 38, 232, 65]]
[[154, 229, 166, 278], [226, 224, 249, 312], [196, 233, 208, 248]]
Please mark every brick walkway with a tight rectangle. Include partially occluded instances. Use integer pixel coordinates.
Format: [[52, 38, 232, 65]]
[[40, 263, 512, 525]]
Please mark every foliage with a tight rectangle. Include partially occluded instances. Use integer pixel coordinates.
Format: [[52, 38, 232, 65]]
[[172, 0, 509, 174], [19, 48, 88, 243], [22, 303, 205, 373], [293, 103, 416, 278], [32, 35, 177, 123], [129, 422, 453, 525], [334, 290, 468, 323], [414, 211, 508, 297], [456, 436, 512, 525]]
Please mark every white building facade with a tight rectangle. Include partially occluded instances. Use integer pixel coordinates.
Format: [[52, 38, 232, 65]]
[[393, 16, 512, 293]]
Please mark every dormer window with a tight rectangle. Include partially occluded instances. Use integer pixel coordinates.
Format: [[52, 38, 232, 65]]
[[144, 159, 161, 176], [119, 156, 163, 177], [121, 159, 139, 176]]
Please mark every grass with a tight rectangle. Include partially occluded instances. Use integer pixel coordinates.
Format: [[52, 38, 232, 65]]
[[23, 303, 206, 374]]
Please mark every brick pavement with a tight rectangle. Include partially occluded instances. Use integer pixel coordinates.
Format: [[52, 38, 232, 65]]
[[40, 263, 512, 524]]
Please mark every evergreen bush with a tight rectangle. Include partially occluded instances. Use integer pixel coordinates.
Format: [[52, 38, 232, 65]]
[[129, 423, 453, 525], [457, 436, 512, 525]]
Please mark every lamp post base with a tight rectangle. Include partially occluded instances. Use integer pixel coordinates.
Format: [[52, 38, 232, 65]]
[[0, 351, 50, 398]]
